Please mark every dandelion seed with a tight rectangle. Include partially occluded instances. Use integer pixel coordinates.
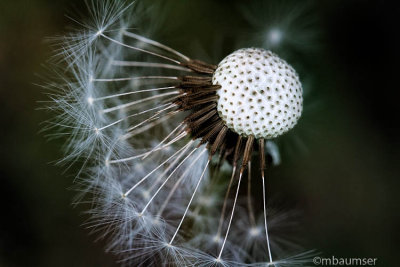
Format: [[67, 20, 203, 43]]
[[46, 1, 316, 266], [268, 28, 284, 47]]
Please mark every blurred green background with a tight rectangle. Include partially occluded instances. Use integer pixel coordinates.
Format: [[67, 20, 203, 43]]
[[0, 0, 398, 266]]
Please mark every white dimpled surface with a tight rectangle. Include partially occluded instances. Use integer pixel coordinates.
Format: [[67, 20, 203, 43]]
[[212, 48, 303, 139]]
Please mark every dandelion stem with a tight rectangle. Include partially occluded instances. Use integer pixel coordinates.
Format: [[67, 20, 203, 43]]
[[143, 140, 192, 194], [92, 76, 179, 82], [101, 33, 182, 64], [108, 131, 187, 164], [111, 60, 192, 72], [123, 140, 193, 196], [97, 104, 170, 132], [216, 137, 242, 238], [247, 161, 257, 227], [169, 151, 209, 244], [142, 122, 184, 159], [262, 176, 273, 264], [260, 138, 273, 263], [123, 30, 190, 62], [157, 147, 207, 217], [216, 165, 236, 239], [101, 91, 178, 113], [92, 86, 176, 102], [217, 170, 243, 260], [141, 145, 198, 214], [166, 131, 188, 147], [218, 137, 253, 259], [123, 110, 179, 139], [146, 138, 191, 192], [128, 105, 176, 132]]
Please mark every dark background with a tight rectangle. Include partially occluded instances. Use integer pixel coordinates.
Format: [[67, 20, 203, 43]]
[[0, 0, 398, 266]]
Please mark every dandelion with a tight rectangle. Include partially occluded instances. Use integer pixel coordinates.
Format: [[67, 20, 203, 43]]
[[46, 1, 317, 266], [238, 1, 319, 55]]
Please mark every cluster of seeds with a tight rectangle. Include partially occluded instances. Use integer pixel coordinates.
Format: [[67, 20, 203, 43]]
[[213, 48, 302, 139]]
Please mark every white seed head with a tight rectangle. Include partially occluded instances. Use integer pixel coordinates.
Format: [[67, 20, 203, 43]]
[[213, 48, 302, 139]]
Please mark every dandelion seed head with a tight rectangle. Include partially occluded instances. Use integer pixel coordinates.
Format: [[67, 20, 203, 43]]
[[87, 96, 94, 105], [141, 190, 150, 199], [249, 226, 262, 237], [239, 1, 318, 54], [213, 235, 222, 244], [95, 29, 104, 37], [267, 27, 284, 47], [213, 48, 302, 139]]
